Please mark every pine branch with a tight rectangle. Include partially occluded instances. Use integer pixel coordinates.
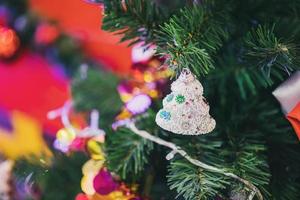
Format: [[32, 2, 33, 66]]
[[269, 137, 300, 200], [168, 159, 229, 200], [228, 141, 271, 198], [102, 0, 168, 45], [243, 25, 299, 86], [127, 122, 264, 200], [105, 127, 153, 180], [156, 5, 228, 77]]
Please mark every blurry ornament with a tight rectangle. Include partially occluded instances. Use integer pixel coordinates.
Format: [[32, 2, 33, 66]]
[[93, 168, 118, 195], [126, 94, 151, 115], [76, 193, 89, 200], [35, 23, 59, 45], [57, 128, 76, 144], [156, 68, 216, 135], [0, 51, 70, 136], [54, 127, 76, 152], [0, 26, 20, 58], [82, 159, 104, 176], [113, 57, 171, 130], [131, 42, 156, 63], [87, 140, 105, 160], [29, 0, 132, 74], [78, 110, 105, 138], [81, 174, 96, 195], [70, 137, 90, 152], [14, 16, 28, 32], [273, 71, 300, 139], [81, 159, 105, 195], [0, 160, 13, 200], [107, 190, 135, 200], [48, 103, 106, 152], [0, 111, 51, 159], [91, 191, 139, 200]]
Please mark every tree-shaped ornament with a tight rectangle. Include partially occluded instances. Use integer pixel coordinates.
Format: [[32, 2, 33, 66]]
[[156, 68, 216, 135]]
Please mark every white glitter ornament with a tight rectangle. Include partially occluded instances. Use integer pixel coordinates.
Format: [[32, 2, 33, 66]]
[[156, 68, 216, 135]]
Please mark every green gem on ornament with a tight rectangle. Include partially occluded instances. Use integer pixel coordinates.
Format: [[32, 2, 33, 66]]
[[175, 94, 185, 104], [159, 110, 171, 120], [166, 94, 174, 102]]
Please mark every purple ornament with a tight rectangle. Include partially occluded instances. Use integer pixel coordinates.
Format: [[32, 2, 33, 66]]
[[93, 169, 118, 195], [126, 94, 151, 115]]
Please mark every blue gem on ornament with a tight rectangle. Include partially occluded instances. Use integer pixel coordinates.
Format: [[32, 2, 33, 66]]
[[159, 110, 171, 121], [166, 94, 174, 102]]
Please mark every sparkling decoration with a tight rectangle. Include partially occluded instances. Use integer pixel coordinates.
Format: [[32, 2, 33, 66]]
[[156, 68, 216, 135], [0, 26, 20, 58]]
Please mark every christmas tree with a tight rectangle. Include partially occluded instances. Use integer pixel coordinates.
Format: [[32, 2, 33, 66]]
[[1, 0, 300, 200]]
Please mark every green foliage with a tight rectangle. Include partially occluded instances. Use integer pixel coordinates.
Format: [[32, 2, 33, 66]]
[[105, 127, 153, 180], [168, 159, 229, 200], [229, 141, 271, 197], [168, 135, 270, 199], [243, 25, 299, 85], [156, 5, 228, 76], [268, 134, 300, 200], [14, 152, 88, 200], [71, 67, 122, 126], [102, 0, 168, 45]]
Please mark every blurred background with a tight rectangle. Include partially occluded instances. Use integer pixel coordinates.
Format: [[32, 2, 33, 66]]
[[0, 0, 164, 199], [0, 0, 131, 159]]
